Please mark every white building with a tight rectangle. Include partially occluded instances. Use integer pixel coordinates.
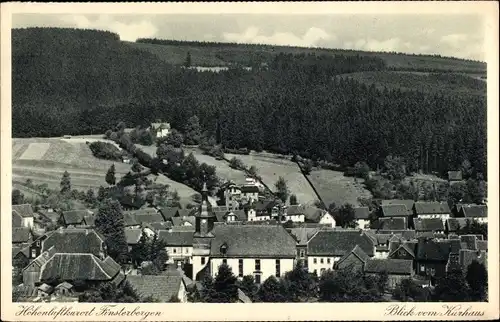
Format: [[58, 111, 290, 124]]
[[414, 201, 451, 222], [149, 121, 171, 138], [306, 229, 375, 276], [208, 225, 297, 284], [283, 205, 306, 223], [12, 204, 35, 228], [353, 206, 370, 229], [158, 231, 194, 265]]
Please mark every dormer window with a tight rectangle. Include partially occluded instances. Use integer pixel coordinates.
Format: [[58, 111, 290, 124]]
[[220, 243, 228, 255]]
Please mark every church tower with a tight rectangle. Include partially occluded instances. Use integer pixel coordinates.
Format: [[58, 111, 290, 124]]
[[195, 182, 215, 237]]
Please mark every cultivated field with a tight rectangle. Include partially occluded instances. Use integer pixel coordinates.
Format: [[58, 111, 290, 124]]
[[11, 138, 199, 204], [307, 169, 373, 207], [225, 152, 319, 205]]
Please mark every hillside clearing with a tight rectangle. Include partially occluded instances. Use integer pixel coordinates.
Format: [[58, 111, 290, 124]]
[[225, 152, 318, 205], [307, 169, 373, 207]]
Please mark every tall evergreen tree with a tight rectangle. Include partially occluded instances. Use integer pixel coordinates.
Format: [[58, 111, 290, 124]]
[[94, 199, 128, 264], [105, 164, 116, 186], [60, 171, 71, 194], [466, 260, 488, 301], [275, 176, 289, 204]]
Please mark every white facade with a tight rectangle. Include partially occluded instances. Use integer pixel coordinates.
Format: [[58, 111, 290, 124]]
[[319, 212, 336, 228], [356, 219, 370, 230], [241, 191, 259, 203], [307, 256, 341, 275], [247, 209, 271, 221], [23, 217, 34, 228], [418, 214, 450, 221], [157, 128, 170, 138], [374, 250, 389, 259], [210, 257, 294, 283], [166, 246, 193, 263], [284, 214, 305, 223]]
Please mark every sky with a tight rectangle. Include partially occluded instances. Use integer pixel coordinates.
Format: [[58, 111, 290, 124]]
[[12, 13, 486, 61]]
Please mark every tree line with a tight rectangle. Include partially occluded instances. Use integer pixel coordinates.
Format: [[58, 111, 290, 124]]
[[13, 28, 486, 176]]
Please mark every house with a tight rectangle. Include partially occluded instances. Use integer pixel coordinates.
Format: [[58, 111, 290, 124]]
[[145, 221, 173, 232], [12, 204, 35, 228], [134, 212, 166, 225], [159, 207, 181, 221], [448, 170, 463, 183], [240, 185, 260, 203], [215, 210, 247, 223], [381, 204, 409, 219], [37, 283, 54, 297], [459, 204, 488, 223], [39, 253, 123, 286], [209, 225, 297, 284], [125, 229, 144, 251], [126, 275, 187, 302], [287, 227, 319, 266], [284, 205, 306, 223], [353, 207, 370, 229], [415, 238, 460, 280], [303, 207, 336, 228], [388, 242, 417, 261], [364, 259, 414, 289], [414, 201, 450, 221], [413, 218, 445, 234], [37, 209, 60, 225], [375, 217, 407, 230], [149, 121, 171, 138], [123, 212, 141, 229], [306, 229, 375, 275], [120, 195, 146, 210], [249, 199, 279, 221], [445, 218, 470, 234], [223, 183, 243, 205], [373, 234, 394, 259], [334, 245, 370, 272], [171, 216, 196, 227], [381, 200, 414, 216], [158, 230, 194, 265], [53, 282, 74, 297], [59, 209, 94, 227], [12, 227, 33, 245]]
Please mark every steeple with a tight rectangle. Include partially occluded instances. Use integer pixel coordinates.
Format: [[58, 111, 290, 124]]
[[195, 181, 215, 237]]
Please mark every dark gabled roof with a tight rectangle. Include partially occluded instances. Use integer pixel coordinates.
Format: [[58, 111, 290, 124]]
[[364, 259, 413, 275], [461, 204, 487, 218], [240, 185, 259, 193], [12, 210, 24, 227], [158, 230, 194, 246], [126, 275, 183, 302], [40, 254, 120, 282], [376, 230, 416, 240], [376, 218, 407, 230], [287, 228, 319, 245], [285, 205, 306, 216], [62, 210, 91, 225], [125, 229, 143, 245], [12, 227, 31, 243], [448, 171, 463, 181], [55, 281, 74, 290], [120, 195, 146, 209], [308, 230, 375, 257], [12, 204, 34, 218], [171, 216, 195, 227], [146, 221, 173, 231], [135, 213, 165, 224], [83, 215, 95, 227], [37, 210, 60, 223], [38, 283, 54, 293], [159, 207, 180, 220], [446, 218, 470, 232], [42, 228, 104, 256], [413, 218, 445, 232], [210, 225, 296, 258], [459, 249, 487, 269], [414, 202, 450, 215], [171, 225, 196, 232], [253, 199, 277, 212], [381, 205, 408, 218], [381, 200, 414, 215], [353, 207, 370, 219], [303, 207, 328, 223], [123, 213, 139, 226], [416, 239, 454, 261], [389, 242, 416, 258], [375, 234, 393, 245]]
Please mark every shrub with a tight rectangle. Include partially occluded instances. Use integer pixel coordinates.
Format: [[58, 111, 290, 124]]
[[88, 141, 123, 161]]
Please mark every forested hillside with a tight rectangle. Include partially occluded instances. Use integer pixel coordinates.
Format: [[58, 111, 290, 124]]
[[12, 28, 487, 176]]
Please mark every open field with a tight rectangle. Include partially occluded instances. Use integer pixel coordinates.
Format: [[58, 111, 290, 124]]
[[337, 71, 486, 96], [307, 170, 373, 207], [225, 152, 319, 205], [11, 138, 199, 204]]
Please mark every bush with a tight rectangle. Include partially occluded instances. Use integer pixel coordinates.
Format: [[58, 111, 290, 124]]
[[88, 141, 123, 161]]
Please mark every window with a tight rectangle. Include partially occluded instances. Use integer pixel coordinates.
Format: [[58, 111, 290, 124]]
[[238, 259, 244, 277], [398, 250, 405, 257], [275, 259, 281, 277], [255, 259, 261, 271], [255, 274, 261, 284], [420, 265, 425, 272], [222, 259, 227, 265], [320, 258, 324, 264], [299, 250, 305, 258], [173, 248, 177, 254], [31, 249, 37, 258], [313, 258, 317, 264], [327, 258, 331, 264], [201, 257, 206, 265], [185, 248, 189, 254]]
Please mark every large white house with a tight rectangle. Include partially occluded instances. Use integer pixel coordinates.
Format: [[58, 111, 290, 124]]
[[12, 204, 35, 228], [208, 225, 297, 283], [149, 121, 171, 138]]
